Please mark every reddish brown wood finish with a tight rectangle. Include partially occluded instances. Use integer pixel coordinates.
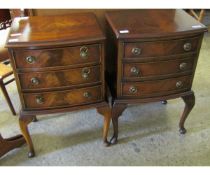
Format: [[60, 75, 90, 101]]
[[13, 44, 101, 69], [122, 75, 192, 97], [123, 58, 194, 80], [105, 9, 207, 39], [18, 65, 101, 91], [6, 13, 111, 157], [179, 92, 195, 134], [23, 85, 102, 109], [6, 13, 105, 47], [124, 37, 200, 58], [105, 9, 207, 144]]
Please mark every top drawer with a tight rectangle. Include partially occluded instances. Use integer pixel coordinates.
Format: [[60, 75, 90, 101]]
[[13, 44, 101, 69], [124, 37, 200, 58]]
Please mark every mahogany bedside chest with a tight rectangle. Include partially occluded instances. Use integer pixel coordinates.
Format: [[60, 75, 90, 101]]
[[6, 13, 111, 157], [105, 10, 207, 144]]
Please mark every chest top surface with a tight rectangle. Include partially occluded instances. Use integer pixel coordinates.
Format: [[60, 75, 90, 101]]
[[6, 13, 105, 48], [105, 9, 207, 39]]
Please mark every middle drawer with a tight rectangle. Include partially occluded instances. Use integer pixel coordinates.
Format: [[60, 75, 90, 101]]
[[18, 65, 101, 90], [123, 58, 194, 80]]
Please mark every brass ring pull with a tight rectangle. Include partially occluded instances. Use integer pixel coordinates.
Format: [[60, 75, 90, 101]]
[[129, 86, 138, 94], [36, 96, 44, 104], [82, 68, 91, 79], [83, 92, 91, 98], [179, 62, 187, 71], [80, 46, 88, 58], [132, 48, 141, 56], [176, 81, 183, 88], [183, 43, 192, 52], [31, 77, 40, 85], [130, 66, 140, 76], [26, 56, 36, 64]]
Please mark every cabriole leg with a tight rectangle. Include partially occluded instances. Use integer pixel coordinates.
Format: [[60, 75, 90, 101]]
[[19, 113, 36, 157], [97, 105, 112, 146], [110, 103, 127, 145], [179, 92, 195, 134]]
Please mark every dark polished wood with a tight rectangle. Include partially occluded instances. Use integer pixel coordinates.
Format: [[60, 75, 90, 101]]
[[122, 75, 192, 98], [6, 13, 105, 48], [23, 85, 102, 110], [179, 92, 195, 134], [97, 105, 112, 146], [13, 44, 101, 69], [19, 114, 35, 157], [6, 13, 111, 157], [124, 37, 200, 58], [123, 58, 194, 81], [105, 9, 207, 144], [105, 9, 207, 39], [110, 103, 127, 144], [18, 65, 101, 91]]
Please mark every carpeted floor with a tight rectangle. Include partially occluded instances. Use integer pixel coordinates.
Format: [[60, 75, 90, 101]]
[[0, 32, 210, 166]]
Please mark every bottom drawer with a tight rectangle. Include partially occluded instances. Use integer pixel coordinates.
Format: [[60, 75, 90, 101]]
[[23, 85, 102, 110], [122, 75, 192, 98]]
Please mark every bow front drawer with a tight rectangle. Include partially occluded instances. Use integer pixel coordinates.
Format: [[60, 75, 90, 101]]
[[23, 85, 102, 110], [124, 37, 200, 59], [13, 44, 101, 69], [18, 65, 101, 90], [122, 75, 192, 98], [123, 58, 194, 80]]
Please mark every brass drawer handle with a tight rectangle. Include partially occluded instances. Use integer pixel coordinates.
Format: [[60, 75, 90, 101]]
[[130, 66, 140, 76], [183, 43, 192, 52], [83, 92, 92, 98], [82, 67, 91, 79], [31, 77, 40, 85], [176, 81, 183, 88], [132, 48, 141, 56], [129, 86, 138, 94], [179, 62, 187, 71], [80, 46, 88, 58], [36, 96, 44, 104], [26, 56, 36, 64]]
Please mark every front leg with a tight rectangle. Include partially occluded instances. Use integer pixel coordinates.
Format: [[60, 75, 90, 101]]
[[96, 105, 112, 146], [110, 103, 127, 145], [179, 92, 195, 134], [19, 113, 36, 158]]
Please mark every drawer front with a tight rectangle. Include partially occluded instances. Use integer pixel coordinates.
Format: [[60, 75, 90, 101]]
[[122, 75, 192, 97], [18, 66, 101, 90], [123, 58, 194, 80], [14, 44, 100, 69], [23, 85, 102, 109], [124, 37, 200, 58]]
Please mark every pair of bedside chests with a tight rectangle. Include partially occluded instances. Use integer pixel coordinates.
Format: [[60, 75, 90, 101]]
[[6, 10, 207, 157]]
